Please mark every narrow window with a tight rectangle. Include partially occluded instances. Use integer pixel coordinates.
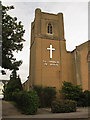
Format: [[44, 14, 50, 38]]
[[50, 25, 52, 34], [89, 62, 90, 71], [48, 25, 49, 33], [87, 51, 90, 71], [87, 51, 90, 62], [47, 24, 52, 34]]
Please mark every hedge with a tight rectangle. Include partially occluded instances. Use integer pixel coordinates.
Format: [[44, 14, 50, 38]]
[[51, 100, 77, 113], [34, 86, 57, 107], [60, 81, 90, 107], [77, 90, 90, 107], [13, 90, 39, 115]]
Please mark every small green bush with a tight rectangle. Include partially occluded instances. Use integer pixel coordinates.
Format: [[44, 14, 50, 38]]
[[60, 81, 82, 101], [87, 90, 90, 106], [34, 86, 57, 107], [13, 90, 39, 115], [51, 100, 77, 113], [84, 90, 90, 106], [77, 90, 90, 107], [60, 81, 90, 107]]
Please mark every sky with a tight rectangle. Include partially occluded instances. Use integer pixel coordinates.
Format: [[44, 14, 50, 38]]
[[1, 1, 88, 83]]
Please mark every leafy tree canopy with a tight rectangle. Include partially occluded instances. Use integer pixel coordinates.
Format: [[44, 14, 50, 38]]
[[4, 70, 23, 101], [2, 5, 25, 71]]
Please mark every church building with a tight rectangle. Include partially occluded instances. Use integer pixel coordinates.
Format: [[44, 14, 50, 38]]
[[23, 8, 89, 93]]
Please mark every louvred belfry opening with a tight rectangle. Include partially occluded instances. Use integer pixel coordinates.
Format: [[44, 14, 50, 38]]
[[47, 23, 52, 34]]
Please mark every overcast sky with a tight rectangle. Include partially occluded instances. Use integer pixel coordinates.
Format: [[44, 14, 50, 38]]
[[1, 1, 88, 83]]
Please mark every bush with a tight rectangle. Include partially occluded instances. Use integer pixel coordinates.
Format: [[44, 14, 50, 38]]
[[51, 100, 77, 113], [60, 81, 82, 101], [13, 90, 39, 115], [87, 90, 90, 106], [34, 86, 57, 107], [60, 81, 90, 107], [77, 90, 90, 107], [84, 90, 90, 106]]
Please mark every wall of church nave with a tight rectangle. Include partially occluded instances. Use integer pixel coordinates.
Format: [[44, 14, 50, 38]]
[[60, 41, 74, 85], [72, 42, 88, 90]]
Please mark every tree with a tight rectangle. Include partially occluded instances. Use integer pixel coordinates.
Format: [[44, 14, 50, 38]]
[[4, 70, 23, 101], [2, 5, 25, 71]]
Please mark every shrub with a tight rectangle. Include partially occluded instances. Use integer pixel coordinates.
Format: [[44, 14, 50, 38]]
[[87, 90, 90, 106], [60, 81, 82, 101], [60, 81, 90, 107], [13, 90, 39, 115], [43, 87, 57, 107], [84, 90, 90, 106], [34, 86, 44, 107], [51, 100, 77, 113], [77, 90, 90, 107], [34, 86, 57, 107]]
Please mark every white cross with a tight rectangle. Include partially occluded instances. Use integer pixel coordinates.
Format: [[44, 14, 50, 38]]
[[47, 44, 55, 59]]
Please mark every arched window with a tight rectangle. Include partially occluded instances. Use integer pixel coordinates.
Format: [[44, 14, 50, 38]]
[[47, 23, 52, 34]]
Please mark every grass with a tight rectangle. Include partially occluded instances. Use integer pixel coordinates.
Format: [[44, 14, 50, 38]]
[[10, 101, 17, 106]]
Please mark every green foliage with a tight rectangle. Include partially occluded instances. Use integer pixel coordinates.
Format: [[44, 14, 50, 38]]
[[2, 5, 25, 70], [51, 100, 77, 113], [84, 90, 90, 106], [77, 90, 90, 107], [60, 81, 90, 107], [60, 81, 82, 101], [34, 86, 56, 107], [43, 87, 57, 107], [13, 90, 39, 115], [4, 71, 23, 101], [10, 101, 17, 106], [4, 70, 39, 115]]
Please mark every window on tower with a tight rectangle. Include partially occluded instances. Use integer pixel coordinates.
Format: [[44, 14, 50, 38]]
[[87, 51, 90, 62], [47, 23, 52, 34], [87, 51, 90, 71]]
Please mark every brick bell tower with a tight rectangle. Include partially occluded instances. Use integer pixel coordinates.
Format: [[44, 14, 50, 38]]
[[28, 8, 74, 92]]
